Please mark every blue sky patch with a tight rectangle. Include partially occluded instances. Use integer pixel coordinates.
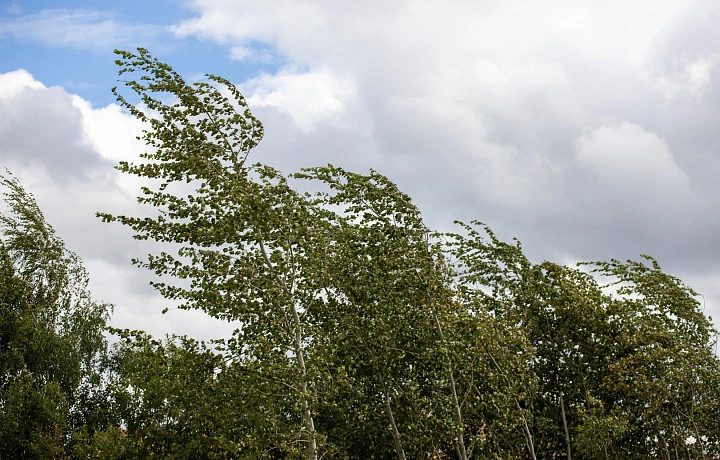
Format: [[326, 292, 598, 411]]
[[0, 2, 279, 106]]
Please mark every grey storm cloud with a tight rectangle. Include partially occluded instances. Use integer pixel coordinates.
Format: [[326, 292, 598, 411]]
[[2, 0, 720, 334], [174, 0, 720, 320]]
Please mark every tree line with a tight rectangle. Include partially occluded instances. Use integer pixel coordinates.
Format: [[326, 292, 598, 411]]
[[2, 48, 719, 458]]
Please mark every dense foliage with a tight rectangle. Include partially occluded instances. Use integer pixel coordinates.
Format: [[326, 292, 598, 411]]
[[0, 174, 109, 457], [2, 48, 719, 458]]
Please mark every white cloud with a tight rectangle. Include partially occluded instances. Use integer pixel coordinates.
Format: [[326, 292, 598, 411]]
[[228, 45, 275, 63], [688, 57, 716, 91], [575, 122, 689, 191], [0, 76, 97, 181], [71, 96, 146, 164], [170, 0, 701, 204], [0, 69, 230, 341], [243, 69, 358, 132], [170, 0, 717, 221], [6, 0, 720, 333], [636, 1, 720, 102], [0, 69, 46, 99], [229, 45, 252, 61], [168, 3, 720, 332], [646, 54, 720, 101], [5, 3, 21, 15], [171, 0, 329, 47], [558, 121, 700, 271]]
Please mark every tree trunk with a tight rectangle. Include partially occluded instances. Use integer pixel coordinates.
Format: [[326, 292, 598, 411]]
[[259, 239, 318, 459], [516, 401, 537, 460], [291, 302, 318, 460], [559, 393, 571, 460], [384, 387, 407, 460], [428, 294, 468, 460]]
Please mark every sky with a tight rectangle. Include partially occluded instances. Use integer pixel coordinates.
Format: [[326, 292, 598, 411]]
[[2, 0, 720, 340]]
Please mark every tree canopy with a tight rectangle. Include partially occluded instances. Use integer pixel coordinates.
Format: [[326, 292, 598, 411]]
[[2, 48, 719, 459], [0, 173, 110, 457]]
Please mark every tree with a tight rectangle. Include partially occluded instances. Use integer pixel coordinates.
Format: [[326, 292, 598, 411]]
[[3, 48, 717, 457], [100, 48, 720, 459], [449, 221, 720, 458], [296, 166, 448, 459], [0, 172, 110, 458], [84, 330, 247, 458], [298, 167, 534, 459], [584, 257, 720, 458], [100, 48, 339, 458]]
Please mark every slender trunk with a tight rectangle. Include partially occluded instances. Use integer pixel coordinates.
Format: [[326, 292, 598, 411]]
[[383, 385, 407, 460], [290, 302, 318, 459], [259, 240, 317, 459], [559, 393, 571, 460], [660, 433, 671, 460], [516, 401, 537, 460], [486, 349, 537, 460], [428, 293, 468, 460], [419, 235, 469, 458]]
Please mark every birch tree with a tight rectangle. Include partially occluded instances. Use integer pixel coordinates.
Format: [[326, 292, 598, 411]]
[[100, 48, 332, 458]]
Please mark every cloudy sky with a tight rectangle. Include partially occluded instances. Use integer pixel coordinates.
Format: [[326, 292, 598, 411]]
[[2, 0, 720, 339]]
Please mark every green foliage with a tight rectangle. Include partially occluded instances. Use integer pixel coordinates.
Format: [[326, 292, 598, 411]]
[[584, 257, 720, 457], [0, 172, 110, 458], [450, 221, 720, 458], [101, 48, 340, 459], [6, 47, 718, 459], [96, 48, 720, 459]]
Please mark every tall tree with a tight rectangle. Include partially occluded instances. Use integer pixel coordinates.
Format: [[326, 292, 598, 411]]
[[299, 167, 533, 458], [0, 172, 110, 458], [297, 166, 442, 459], [100, 48, 337, 458], [583, 257, 720, 458]]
